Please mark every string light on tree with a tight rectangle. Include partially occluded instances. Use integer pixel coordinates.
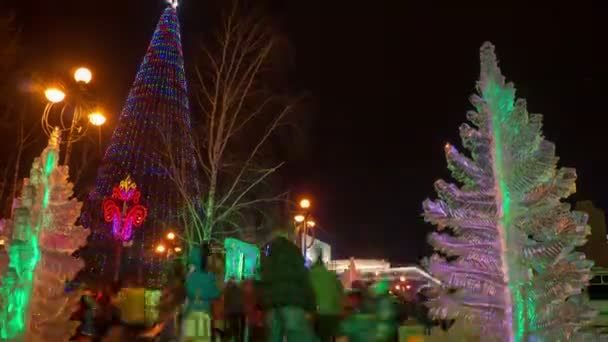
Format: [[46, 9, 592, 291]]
[[103, 175, 148, 244], [83, 2, 197, 288]]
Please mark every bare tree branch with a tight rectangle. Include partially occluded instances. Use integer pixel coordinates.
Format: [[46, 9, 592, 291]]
[[159, 1, 297, 245]]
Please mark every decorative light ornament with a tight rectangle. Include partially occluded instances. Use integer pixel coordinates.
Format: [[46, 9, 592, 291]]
[[74, 67, 93, 84], [88, 112, 106, 126], [103, 175, 148, 244], [294, 214, 305, 223], [156, 245, 166, 253], [166, 232, 175, 240], [167, 0, 178, 8], [299, 199, 311, 209], [44, 88, 66, 103]]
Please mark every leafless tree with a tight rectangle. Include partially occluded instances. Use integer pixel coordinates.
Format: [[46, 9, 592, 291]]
[[162, 1, 298, 245], [0, 13, 35, 216]]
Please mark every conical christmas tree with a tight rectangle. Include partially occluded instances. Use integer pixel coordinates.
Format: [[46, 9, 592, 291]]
[[423, 42, 596, 341], [83, 3, 197, 288]]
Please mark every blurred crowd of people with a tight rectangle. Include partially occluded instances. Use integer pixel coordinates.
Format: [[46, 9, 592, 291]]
[[71, 232, 443, 341]]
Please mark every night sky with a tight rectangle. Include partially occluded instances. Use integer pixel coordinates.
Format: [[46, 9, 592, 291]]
[[4, 1, 599, 264]]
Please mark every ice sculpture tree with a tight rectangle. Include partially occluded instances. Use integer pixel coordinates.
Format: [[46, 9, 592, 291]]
[[0, 128, 89, 341], [422, 42, 596, 341]]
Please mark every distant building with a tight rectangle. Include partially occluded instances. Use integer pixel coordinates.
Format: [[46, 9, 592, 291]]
[[329, 258, 390, 274], [299, 237, 440, 289], [328, 258, 440, 289], [576, 201, 608, 267]]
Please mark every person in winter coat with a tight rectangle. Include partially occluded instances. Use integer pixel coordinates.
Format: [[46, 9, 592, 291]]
[[340, 286, 376, 342], [259, 232, 317, 342], [242, 279, 264, 341], [182, 245, 221, 341], [224, 278, 245, 342], [309, 255, 344, 342], [371, 279, 398, 342]]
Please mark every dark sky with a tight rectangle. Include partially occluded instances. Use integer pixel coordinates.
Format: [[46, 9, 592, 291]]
[[4, 1, 599, 263]]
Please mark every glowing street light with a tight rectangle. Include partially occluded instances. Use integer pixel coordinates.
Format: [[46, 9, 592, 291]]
[[306, 220, 316, 228], [88, 112, 106, 126], [155, 244, 166, 253], [294, 214, 305, 223], [74, 67, 93, 84], [44, 88, 66, 103], [166, 232, 176, 240], [174, 247, 182, 253], [299, 198, 311, 209]]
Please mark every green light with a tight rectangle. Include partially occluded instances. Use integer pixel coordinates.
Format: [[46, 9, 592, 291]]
[[44, 151, 55, 176], [0, 150, 54, 338], [485, 76, 524, 341]]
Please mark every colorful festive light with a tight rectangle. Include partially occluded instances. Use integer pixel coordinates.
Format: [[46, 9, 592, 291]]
[[103, 175, 148, 243], [83, 4, 197, 287]]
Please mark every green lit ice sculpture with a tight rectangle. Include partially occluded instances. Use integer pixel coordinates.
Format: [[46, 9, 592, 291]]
[[0, 128, 89, 341], [224, 238, 260, 282]]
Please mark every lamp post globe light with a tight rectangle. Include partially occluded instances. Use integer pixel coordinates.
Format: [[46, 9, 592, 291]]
[[74, 67, 93, 84], [41, 66, 106, 165], [44, 88, 66, 103]]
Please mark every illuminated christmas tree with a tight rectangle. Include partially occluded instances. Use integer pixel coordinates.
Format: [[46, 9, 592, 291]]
[[0, 128, 88, 341], [423, 42, 596, 341], [82, 2, 197, 288]]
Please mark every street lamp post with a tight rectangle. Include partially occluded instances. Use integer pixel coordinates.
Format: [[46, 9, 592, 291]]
[[88, 112, 107, 155], [41, 67, 106, 165], [294, 198, 316, 259], [155, 230, 183, 260]]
